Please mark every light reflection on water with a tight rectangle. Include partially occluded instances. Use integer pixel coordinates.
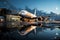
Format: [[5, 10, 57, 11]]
[[0, 27, 60, 40], [23, 27, 60, 40]]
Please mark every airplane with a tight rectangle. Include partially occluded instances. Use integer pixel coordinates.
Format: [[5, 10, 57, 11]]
[[18, 10, 49, 21]]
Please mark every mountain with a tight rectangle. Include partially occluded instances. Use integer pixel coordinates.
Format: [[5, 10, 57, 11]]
[[18, 6, 60, 20]]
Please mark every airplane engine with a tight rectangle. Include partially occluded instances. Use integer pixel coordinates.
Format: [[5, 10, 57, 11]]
[[38, 16, 43, 21]]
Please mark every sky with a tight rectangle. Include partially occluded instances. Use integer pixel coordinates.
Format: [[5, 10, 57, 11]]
[[1, 0, 60, 14]]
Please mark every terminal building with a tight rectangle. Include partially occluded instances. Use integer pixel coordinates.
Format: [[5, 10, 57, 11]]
[[0, 8, 21, 30]]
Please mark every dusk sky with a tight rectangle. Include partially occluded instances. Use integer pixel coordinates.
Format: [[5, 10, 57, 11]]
[[1, 0, 60, 14]]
